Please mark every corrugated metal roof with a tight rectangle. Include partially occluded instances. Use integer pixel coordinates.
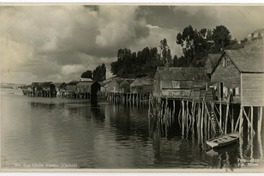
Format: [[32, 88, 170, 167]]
[[155, 67, 209, 81]]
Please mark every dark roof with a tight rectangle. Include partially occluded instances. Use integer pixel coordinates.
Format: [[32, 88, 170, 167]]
[[53, 82, 64, 87], [67, 81, 79, 86], [40, 82, 52, 87], [130, 77, 153, 87], [155, 67, 209, 81], [119, 80, 130, 88], [224, 45, 264, 73], [205, 54, 222, 74], [243, 39, 264, 52]]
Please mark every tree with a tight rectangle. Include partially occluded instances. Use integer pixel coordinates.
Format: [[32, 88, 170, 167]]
[[212, 25, 231, 52], [176, 25, 209, 66], [110, 46, 161, 78], [175, 25, 232, 67], [93, 64, 106, 82], [81, 70, 92, 79], [160, 38, 172, 67]]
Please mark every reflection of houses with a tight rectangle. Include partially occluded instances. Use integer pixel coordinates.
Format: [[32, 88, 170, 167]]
[[211, 41, 264, 105], [153, 67, 209, 100]]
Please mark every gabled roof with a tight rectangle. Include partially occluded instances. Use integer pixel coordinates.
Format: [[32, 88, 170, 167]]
[[119, 80, 130, 88], [79, 78, 93, 82], [53, 82, 64, 87], [155, 67, 209, 81], [130, 77, 153, 87], [77, 81, 94, 86], [205, 54, 222, 74], [224, 46, 264, 73], [67, 81, 79, 86]]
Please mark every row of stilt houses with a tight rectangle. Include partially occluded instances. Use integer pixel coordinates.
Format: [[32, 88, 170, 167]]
[[22, 78, 101, 99], [101, 77, 154, 104], [148, 39, 264, 161]]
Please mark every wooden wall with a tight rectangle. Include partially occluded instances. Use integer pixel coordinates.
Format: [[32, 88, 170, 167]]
[[211, 54, 240, 88], [241, 73, 264, 106]]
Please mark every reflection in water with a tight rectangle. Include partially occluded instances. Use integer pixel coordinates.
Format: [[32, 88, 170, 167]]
[[1, 92, 263, 169]]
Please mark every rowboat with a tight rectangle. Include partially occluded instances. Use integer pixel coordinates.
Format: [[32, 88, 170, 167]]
[[206, 133, 239, 149]]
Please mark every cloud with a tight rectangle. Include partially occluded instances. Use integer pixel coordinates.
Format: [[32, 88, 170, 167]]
[[140, 6, 264, 40], [146, 24, 160, 29], [61, 65, 86, 76], [1, 5, 263, 84], [0, 5, 149, 83]]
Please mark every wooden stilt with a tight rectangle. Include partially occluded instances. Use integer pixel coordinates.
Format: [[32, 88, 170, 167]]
[[225, 103, 229, 134], [219, 102, 222, 131], [239, 106, 244, 136], [198, 102, 201, 143], [258, 107, 263, 160], [204, 102, 208, 139], [172, 100, 176, 123], [242, 107, 255, 134], [231, 105, 234, 133], [181, 100, 185, 137], [186, 100, 189, 136], [201, 101, 204, 138], [250, 106, 254, 136]]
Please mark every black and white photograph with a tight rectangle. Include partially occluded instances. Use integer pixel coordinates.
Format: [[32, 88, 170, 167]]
[[1, 2, 264, 172]]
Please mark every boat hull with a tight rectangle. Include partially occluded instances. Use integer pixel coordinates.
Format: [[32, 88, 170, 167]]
[[206, 133, 239, 149]]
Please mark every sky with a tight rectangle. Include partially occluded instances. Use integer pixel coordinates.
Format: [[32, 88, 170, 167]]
[[1, 5, 264, 84]]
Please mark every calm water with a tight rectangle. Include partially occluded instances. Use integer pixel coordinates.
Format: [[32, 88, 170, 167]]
[[1, 88, 263, 170]]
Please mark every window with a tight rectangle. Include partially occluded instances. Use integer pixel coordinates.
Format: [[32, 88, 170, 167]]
[[223, 57, 227, 67], [235, 87, 240, 95]]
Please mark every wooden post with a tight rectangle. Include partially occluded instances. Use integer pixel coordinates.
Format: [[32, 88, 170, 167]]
[[239, 106, 244, 136], [258, 107, 263, 160], [172, 100, 176, 123], [186, 100, 189, 136], [219, 102, 222, 131], [181, 100, 185, 137], [235, 106, 242, 132], [201, 101, 204, 138], [250, 106, 254, 136], [204, 102, 208, 139], [192, 101, 196, 138], [225, 103, 229, 134], [231, 105, 234, 133], [242, 107, 255, 134], [219, 83, 222, 130]]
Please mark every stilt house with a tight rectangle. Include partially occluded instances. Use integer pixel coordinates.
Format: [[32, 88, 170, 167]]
[[153, 67, 209, 100], [211, 40, 264, 106]]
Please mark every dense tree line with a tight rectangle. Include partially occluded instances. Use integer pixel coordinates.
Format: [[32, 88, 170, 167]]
[[110, 25, 247, 78], [111, 47, 162, 78], [175, 25, 243, 67], [81, 64, 106, 82]]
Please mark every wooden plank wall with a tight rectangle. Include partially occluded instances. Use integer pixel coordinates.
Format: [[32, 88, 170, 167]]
[[241, 73, 264, 106], [211, 55, 240, 88]]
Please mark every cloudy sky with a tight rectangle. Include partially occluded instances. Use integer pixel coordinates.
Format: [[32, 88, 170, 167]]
[[1, 5, 264, 84]]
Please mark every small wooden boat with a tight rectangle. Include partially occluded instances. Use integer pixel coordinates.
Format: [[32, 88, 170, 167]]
[[206, 133, 239, 149]]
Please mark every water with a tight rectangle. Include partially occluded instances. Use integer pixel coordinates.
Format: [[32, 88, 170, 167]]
[[1, 88, 263, 170]]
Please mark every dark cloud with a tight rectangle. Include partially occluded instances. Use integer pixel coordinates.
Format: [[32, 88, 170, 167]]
[[1, 5, 264, 84]]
